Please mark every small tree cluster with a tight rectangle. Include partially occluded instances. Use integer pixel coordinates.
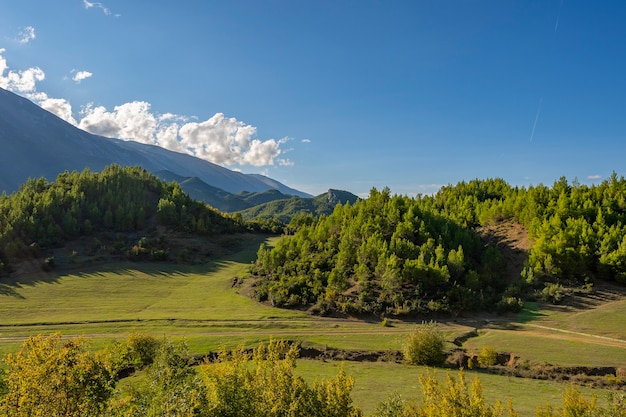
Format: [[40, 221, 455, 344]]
[[402, 322, 447, 366], [0, 334, 362, 417]]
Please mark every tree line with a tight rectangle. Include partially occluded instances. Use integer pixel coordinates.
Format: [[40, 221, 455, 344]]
[[251, 174, 626, 316], [426, 174, 626, 286], [0, 165, 271, 271]]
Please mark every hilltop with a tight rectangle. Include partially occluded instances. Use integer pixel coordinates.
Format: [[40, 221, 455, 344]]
[[0, 165, 271, 276], [236, 189, 360, 223]]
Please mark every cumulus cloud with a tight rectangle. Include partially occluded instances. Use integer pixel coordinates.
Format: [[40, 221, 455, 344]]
[[178, 113, 285, 166], [79, 101, 157, 143], [587, 174, 602, 180], [72, 70, 93, 83], [78, 104, 289, 167], [32, 92, 78, 125], [0, 48, 45, 93], [1, 48, 289, 168], [17, 26, 36, 44], [301, 138, 311, 143]]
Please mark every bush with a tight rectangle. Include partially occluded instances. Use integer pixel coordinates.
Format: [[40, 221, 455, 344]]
[[402, 321, 447, 366], [0, 334, 114, 417], [540, 282, 565, 304], [477, 346, 498, 367], [496, 296, 524, 313], [102, 332, 161, 376]]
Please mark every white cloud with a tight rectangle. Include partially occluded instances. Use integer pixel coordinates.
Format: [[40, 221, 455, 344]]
[[72, 70, 93, 83], [79, 101, 157, 144], [78, 104, 288, 167], [83, 0, 120, 17], [179, 113, 280, 166], [17, 26, 36, 44], [279, 159, 295, 167], [0, 48, 44, 93], [0, 48, 289, 168], [587, 174, 602, 180], [35, 93, 78, 125], [301, 138, 311, 143]]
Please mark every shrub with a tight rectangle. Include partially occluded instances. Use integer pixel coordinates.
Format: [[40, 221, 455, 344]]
[[109, 339, 206, 416], [0, 334, 114, 417], [200, 339, 363, 417], [536, 386, 597, 417], [402, 321, 446, 366], [540, 282, 565, 304], [496, 296, 524, 313], [477, 346, 498, 367], [102, 332, 161, 376]]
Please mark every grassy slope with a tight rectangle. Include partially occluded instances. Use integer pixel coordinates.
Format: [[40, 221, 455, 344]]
[[1, 234, 625, 415]]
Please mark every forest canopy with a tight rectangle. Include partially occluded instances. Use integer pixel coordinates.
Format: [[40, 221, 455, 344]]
[[0, 165, 249, 269], [250, 174, 626, 316]]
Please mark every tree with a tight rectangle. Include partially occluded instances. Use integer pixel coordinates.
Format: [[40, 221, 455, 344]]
[[0, 334, 114, 417]]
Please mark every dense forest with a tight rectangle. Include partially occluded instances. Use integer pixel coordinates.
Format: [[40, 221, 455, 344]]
[[0, 165, 274, 272], [251, 175, 626, 316]]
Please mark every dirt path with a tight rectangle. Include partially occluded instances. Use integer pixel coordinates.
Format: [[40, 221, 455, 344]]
[[518, 323, 626, 348]]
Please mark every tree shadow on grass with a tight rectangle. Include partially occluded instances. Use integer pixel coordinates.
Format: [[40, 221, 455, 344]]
[[0, 282, 25, 299], [516, 302, 547, 323], [0, 233, 271, 293]]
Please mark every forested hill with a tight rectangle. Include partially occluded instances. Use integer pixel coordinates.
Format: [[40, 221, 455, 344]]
[[237, 189, 360, 223], [0, 165, 265, 272], [250, 175, 626, 316]]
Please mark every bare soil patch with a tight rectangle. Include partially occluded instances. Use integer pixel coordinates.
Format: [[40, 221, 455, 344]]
[[477, 220, 531, 283]]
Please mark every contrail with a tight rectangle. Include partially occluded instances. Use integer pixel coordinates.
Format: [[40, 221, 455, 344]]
[[554, 0, 564, 33], [554, 15, 560, 33], [529, 97, 543, 142]]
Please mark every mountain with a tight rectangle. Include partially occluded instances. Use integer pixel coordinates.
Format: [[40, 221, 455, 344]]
[[154, 170, 294, 212], [237, 189, 360, 223], [0, 87, 311, 197]]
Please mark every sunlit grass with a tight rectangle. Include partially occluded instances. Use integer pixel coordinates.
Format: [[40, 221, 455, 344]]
[[294, 360, 613, 416]]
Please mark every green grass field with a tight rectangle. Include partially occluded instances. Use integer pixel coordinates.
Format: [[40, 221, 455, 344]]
[[1, 235, 625, 415], [294, 360, 615, 416]]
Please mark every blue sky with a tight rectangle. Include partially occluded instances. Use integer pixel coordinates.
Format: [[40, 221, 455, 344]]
[[1, 1, 625, 197]]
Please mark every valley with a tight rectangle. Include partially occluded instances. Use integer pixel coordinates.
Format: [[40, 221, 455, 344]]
[[1, 232, 624, 415]]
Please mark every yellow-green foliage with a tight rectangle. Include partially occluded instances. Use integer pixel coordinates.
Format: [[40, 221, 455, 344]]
[[402, 322, 446, 366], [373, 370, 516, 417], [102, 332, 162, 373], [417, 371, 513, 417], [0, 334, 114, 417], [108, 339, 206, 417], [200, 339, 362, 417], [478, 345, 499, 367], [536, 386, 626, 417]]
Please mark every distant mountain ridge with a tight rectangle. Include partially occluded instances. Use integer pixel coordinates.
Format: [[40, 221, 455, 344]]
[[237, 189, 360, 223], [154, 170, 296, 212], [0, 87, 310, 198]]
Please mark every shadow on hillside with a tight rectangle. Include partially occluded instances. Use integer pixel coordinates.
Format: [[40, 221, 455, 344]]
[[0, 282, 25, 299], [0, 233, 271, 292]]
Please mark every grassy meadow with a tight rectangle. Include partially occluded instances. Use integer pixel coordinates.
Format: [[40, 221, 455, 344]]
[[1, 235, 625, 415]]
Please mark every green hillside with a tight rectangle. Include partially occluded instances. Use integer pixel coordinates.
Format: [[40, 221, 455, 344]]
[[251, 176, 626, 316], [154, 170, 295, 212], [237, 189, 360, 223], [0, 165, 259, 273]]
